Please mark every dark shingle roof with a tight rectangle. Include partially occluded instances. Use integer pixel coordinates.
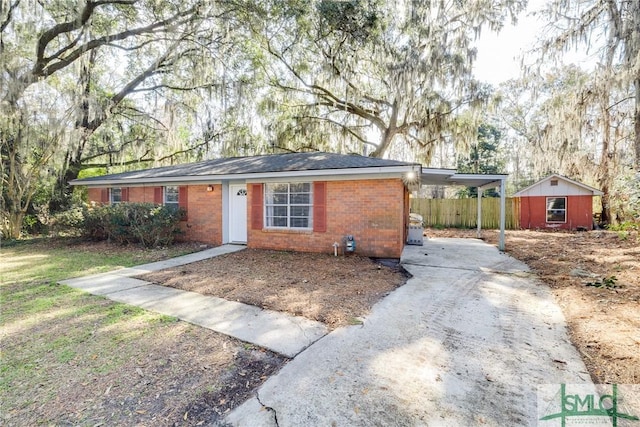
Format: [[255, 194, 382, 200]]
[[73, 152, 417, 184]]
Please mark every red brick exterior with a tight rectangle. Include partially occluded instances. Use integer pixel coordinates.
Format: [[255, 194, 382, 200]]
[[248, 179, 407, 258], [178, 184, 222, 245], [519, 195, 594, 230], [87, 178, 408, 257], [87, 188, 102, 204]]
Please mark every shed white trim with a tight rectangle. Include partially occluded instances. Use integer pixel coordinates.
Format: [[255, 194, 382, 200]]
[[513, 174, 603, 197]]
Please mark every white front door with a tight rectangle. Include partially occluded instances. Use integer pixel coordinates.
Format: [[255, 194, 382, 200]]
[[229, 184, 248, 243]]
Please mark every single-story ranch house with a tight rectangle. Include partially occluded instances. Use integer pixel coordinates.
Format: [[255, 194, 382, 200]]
[[72, 152, 509, 257], [73, 152, 422, 258]]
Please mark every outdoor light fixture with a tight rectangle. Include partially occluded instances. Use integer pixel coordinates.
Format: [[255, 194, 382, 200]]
[[206, 185, 214, 192]]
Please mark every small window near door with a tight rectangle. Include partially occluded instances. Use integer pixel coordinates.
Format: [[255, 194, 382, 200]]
[[546, 197, 566, 222], [236, 188, 247, 196], [164, 186, 179, 211], [110, 188, 122, 204]]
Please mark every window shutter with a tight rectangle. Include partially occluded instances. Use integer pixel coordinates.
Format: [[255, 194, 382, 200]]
[[251, 183, 263, 230], [313, 181, 327, 232], [154, 187, 163, 204], [178, 186, 188, 221], [100, 188, 109, 204], [121, 187, 129, 202]]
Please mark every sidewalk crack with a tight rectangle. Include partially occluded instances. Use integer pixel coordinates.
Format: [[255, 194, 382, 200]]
[[256, 392, 279, 427]]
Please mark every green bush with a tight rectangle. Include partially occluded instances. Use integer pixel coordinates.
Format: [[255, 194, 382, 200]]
[[50, 205, 85, 236], [78, 203, 184, 247], [81, 203, 111, 241], [127, 204, 185, 248]]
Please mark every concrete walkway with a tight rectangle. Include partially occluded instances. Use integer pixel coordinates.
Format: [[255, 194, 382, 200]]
[[59, 245, 328, 358], [224, 238, 593, 426]]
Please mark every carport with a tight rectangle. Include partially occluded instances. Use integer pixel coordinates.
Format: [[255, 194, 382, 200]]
[[418, 168, 508, 250]]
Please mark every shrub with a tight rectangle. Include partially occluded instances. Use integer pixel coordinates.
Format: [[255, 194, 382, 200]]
[[81, 203, 111, 241], [50, 205, 85, 236], [78, 203, 184, 248]]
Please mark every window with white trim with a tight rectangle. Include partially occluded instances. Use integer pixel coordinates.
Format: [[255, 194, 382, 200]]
[[265, 183, 313, 229], [546, 197, 566, 222], [164, 186, 179, 211], [110, 188, 122, 204]]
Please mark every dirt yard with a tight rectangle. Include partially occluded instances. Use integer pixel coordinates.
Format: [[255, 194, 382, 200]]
[[426, 228, 640, 386], [140, 230, 639, 388], [139, 250, 409, 330]]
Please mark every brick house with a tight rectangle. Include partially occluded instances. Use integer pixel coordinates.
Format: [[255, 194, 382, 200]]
[[513, 174, 603, 230], [72, 152, 422, 258]]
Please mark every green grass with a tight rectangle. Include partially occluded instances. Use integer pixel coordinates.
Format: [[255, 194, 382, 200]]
[[0, 237, 199, 420], [1, 238, 182, 285]]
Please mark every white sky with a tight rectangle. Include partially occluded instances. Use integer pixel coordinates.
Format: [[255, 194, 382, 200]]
[[473, 0, 598, 86], [472, 1, 546, 85]]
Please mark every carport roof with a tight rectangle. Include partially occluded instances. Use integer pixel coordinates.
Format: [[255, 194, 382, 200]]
[[421, 168, 507, 189]]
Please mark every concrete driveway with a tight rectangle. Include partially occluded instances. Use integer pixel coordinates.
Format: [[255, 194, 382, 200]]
[[225, 238, 593, 426]]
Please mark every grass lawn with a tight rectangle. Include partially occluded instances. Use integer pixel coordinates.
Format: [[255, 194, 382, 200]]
[[0, 238, 284, 426]]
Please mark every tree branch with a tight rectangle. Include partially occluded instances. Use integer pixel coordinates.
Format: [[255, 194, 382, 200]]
[[33, 4, 196, 78], [0, 0, 20, 34], [293, 114, 377, 147]]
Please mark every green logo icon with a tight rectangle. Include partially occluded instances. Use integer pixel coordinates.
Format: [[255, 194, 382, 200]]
[[540, 384, 639, 427]]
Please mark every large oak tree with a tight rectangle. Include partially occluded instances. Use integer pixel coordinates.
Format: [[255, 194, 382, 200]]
[[233, 0, 526, 160], [0, 0, 234, 237]]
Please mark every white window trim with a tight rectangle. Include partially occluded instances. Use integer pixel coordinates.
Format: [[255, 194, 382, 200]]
[[164, 186, 179, 209], [264, 182, 313, 230], [110, 187, 122, 204], [546, 196, 567, 223]]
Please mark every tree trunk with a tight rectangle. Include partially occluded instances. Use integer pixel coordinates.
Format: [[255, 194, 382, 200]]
[[635, 81, 640, 170], [370, 100, 398, 158], [6, 211, 25, 239], [599, 91, 612, 224]]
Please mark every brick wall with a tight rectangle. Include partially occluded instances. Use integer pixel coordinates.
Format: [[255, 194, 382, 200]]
[[87, 188, 102, 204], [178, 184, 222, 245], [248, 179, 407, 258]]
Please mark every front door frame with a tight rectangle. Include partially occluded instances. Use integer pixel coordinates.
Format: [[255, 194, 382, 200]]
[[228, 183, 248, 243]]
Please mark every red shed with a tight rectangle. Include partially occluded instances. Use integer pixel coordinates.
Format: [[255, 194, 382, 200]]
[[513, 174, 603, 231]]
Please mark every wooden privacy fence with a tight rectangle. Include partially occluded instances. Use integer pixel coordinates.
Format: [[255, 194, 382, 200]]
[[410, 197, 521, 229]]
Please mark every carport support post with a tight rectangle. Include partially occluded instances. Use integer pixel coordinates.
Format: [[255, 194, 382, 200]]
[[476, 187, 483, 238], [499, 178, 506, 251]]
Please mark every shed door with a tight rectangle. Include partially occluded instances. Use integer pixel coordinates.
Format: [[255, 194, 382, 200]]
[[229, 184, 248, 243]]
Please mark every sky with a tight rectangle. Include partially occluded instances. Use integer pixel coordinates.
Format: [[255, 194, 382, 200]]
[[472, 1, 545, 85], [473, 0, 597, 86]]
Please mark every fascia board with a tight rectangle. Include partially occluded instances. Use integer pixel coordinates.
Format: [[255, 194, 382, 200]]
[[71, 165, 416, 187]]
